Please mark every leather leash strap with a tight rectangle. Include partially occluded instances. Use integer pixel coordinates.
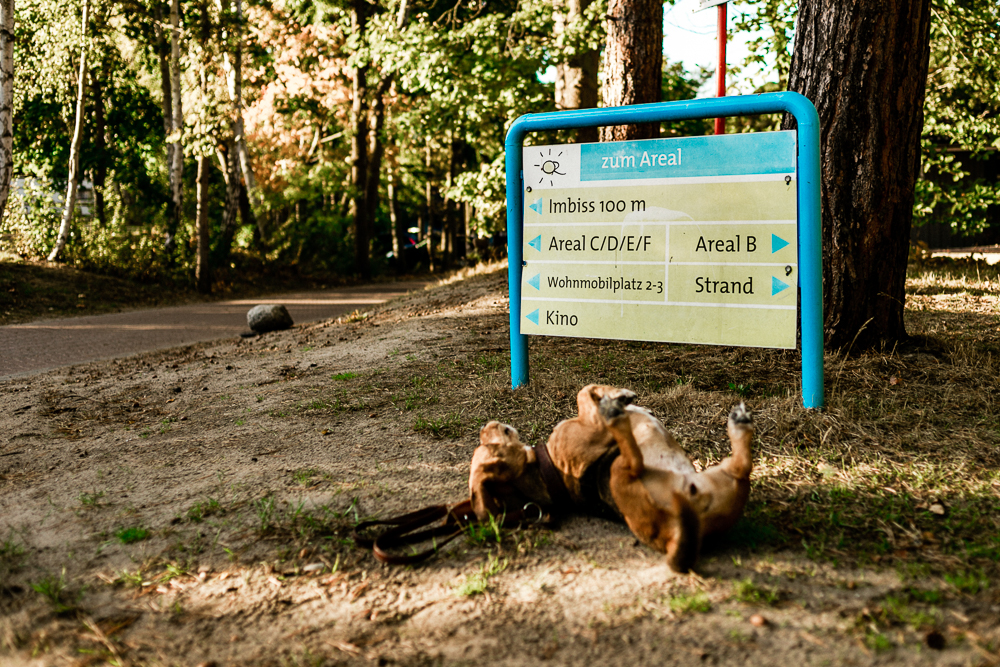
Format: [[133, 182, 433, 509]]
[[355, 441, 570, 565], [354, 500, 477, 565]]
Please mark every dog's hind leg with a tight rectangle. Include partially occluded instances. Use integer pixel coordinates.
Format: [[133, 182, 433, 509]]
[[722, 403, 753, 480]]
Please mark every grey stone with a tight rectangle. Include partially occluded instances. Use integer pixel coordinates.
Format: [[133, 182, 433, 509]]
[[247, 304, 294, 333]]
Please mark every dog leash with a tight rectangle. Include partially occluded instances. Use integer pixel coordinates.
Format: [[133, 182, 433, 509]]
[[354, 442, 570, 565]]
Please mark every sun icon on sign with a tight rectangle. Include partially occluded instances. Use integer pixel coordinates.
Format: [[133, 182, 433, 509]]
[[533, 148, 566, 186]]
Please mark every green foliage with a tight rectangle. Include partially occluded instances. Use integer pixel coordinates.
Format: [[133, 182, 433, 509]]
[[915, 0, 1000, 235], [668, 591, 711, 614], [455, 554, 508, 596], [31, 569, 77, 613], [732, 578, 780, 606], [115, 526, 150, 544]]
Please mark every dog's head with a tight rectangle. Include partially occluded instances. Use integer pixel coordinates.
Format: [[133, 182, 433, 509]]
[[469, 421, 550, 521]]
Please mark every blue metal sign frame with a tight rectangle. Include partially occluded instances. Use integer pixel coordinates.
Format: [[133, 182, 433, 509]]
[[505, 92, 824, 408]]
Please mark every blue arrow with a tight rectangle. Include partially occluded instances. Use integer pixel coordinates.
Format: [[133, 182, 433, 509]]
[[772, 233, 789, 253], [772, 276, 790, 296], [525, 309, 539, 325], [528, 235, 541, 251], [528, 274, 540, 290], [528, 197, 543, 215]]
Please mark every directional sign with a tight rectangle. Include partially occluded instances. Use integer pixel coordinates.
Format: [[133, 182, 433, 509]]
[[521, 131, 798, 349]]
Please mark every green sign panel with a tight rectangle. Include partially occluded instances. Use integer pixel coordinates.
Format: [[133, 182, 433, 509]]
[[520, 131, 798, 349]]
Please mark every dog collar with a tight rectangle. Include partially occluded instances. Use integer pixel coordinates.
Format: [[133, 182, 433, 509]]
[[534, 441, 574, 513]]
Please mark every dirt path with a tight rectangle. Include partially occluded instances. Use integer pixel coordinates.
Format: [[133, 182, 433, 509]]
[[0, 280, 429, 379], [0, 266, 996, 666]]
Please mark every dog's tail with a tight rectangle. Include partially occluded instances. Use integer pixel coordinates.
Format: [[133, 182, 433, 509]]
[[665, 490, 701, 573]]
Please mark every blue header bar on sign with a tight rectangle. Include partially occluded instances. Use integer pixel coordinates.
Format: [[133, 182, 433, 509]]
[[579, 131, 796, 181]]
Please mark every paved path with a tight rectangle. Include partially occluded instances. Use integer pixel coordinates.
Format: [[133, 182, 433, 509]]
[[0, 280, 429, 380]]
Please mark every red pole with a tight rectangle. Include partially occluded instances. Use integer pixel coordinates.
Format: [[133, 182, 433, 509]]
[[714, 2, 727, 135]]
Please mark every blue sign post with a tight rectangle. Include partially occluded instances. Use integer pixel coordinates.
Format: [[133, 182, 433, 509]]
[[505, 92, 824, 409]]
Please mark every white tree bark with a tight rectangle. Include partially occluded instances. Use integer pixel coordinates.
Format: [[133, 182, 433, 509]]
[[166, 0, 184, 252], [0, 0, 14, 225], [48, 0, 90, 262], [220, 0, 257, 204]]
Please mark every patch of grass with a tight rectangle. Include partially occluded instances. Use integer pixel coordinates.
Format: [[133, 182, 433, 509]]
[[115, 526, 150, 544], [332, 371, 358, 381], [114, 568, 145, 588], [31, 569, 77, 613], [186, 498, 222, 523], [254, 495, 277, 533], [863, 631, 893, 653], [668, 591, 711, 614], [879, 594, 939, 630], [732, 578, 780, 606], [465, 513, 504, 546], [413, 412, 462, 439], [944, 569, 989, 595], [78, 490, 106, 508], [456, 555, 508, 596], [292, 469, 319, 486], [0, 535, 26, 574]]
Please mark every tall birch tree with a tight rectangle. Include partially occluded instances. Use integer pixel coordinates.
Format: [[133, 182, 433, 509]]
[[48, 0, 90, 261]]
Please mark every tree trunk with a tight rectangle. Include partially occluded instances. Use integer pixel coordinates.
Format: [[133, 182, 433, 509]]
[[0, 0, 14, 225], [154, 1, 173, 210], [364, 77, 391, 268], [599, 0, 662, 142], [167, 0, 184, 253], [785, 0, 932, 350], [216, 139, 241, 264], [196, 0, 211, 292], [424, 140, 435, 273], [388, 157, 405, 272], [350, 0, 370, 279], [554, 0, 599, 143], [221, 0, 263, 244], [196, 155, 211, 293], [48, 0, 90, 262], [90, 65, 106, 226]]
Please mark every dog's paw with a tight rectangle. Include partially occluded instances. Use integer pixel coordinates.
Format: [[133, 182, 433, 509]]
[[598, 394, 628, 422], [729, 402, 752, 425], [608, 388, 637, 406]]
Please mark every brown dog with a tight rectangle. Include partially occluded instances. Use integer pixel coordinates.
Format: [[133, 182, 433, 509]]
[[469, 384, 753, 572]]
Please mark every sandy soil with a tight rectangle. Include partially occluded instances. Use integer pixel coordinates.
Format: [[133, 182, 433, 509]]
[[0, 268, 995, 666]]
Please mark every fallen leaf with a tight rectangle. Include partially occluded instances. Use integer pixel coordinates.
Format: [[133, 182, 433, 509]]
[[929, 503, 946, 515]]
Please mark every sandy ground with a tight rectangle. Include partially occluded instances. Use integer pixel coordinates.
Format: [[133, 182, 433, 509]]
[[0, 268, 996, 666]]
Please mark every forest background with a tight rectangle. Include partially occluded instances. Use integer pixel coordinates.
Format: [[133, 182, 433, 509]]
[[0, 0, 997, 291]]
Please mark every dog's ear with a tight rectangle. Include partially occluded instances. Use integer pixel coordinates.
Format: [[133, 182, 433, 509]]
[[576, 384, 611, 424]]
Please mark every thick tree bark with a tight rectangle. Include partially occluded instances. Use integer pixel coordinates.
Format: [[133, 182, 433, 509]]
[[167, 0, 184, 253], [49, 0, 90, 262], [554, 0, 599, 143], [0, 0, 14, 225], [600, 0, 661, 142], [785, 0, 931, 350]]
